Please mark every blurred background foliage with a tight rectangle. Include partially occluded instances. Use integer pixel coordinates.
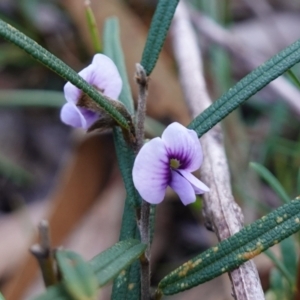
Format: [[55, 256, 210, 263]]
[[0, 0, 300, 299]]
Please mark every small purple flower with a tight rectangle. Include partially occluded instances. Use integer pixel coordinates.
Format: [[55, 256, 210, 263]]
[[133, 122, 209, 205], [61, 54, 122, 129]]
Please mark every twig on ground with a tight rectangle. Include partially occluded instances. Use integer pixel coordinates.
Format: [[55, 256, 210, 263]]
[[171, 2, 265, 299]]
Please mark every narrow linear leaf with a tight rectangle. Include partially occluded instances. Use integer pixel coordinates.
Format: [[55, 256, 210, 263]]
[[158, 198, 300, 295], [0, 19, 129, 130], [144, 116, 165, 137], [0, 90, 64, 107], [269, 269, 285, 299], [141, 0, 180, 75], [90, 239, 146, 287], [34, 284, 70, 300], [111, 196, 141, 300], [113, 128, 141, 208], [286, 69, 300, 89], [297, 168, 300, 194], [85, 2, 102, 53], [250, 162, 290, 204], [56, 250, 98, 300], [189, 39, 300, 137], [264, 249, 295, 288], [103, 18, 140, 208], [0, 292, 5, 300], [279, 236, 297, 278], [102, 17, 141, 300], [103, 17, 134, 114]]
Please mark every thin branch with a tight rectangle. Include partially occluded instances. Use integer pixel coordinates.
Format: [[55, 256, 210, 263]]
[[30, 220, 58, 287], [135, 63, 151, 300], [189, 10, 300, 116], [135, 63, 149, 152], [171, 2, 264, 299]]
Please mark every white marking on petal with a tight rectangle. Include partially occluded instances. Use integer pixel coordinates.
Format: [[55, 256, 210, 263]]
[[162, 122, 203, 172], [178, 170, 210, 194], [169, 170, 196, 205]]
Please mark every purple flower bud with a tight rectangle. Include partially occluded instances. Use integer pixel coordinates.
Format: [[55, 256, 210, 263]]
[[61, 54, 122, 129], [133, 122, 210, 205]]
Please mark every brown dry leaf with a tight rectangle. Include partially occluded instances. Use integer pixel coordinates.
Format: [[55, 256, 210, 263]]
[[0, 202, 48, 278], [24, 167, 125, 300], [3, 133, 115, 300]]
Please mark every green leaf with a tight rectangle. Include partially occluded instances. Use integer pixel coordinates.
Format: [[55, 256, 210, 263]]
[[103, 17, 134, 115], [111, 196, 141, 300], [90, 239, 146, 287], [279, 236, 297, 278], [56, 250, 98, 300], [297, 168, 300, 194], [113, 128, 141, 207], [0, 292, 5, 300], [264, 249, 295, 288], [250, 162, 290, 204], [102, 17, 141, 300], [141, 0, 180, 75], [103, 18, 140, 208], [144, 116, 165, 137], [286, 69, 300, 89], [0, 90, 64, 108], [0, 18, 130, 130], [157, 198, 300, 295], [269, 269, 285, 300], [34, 284, 70, 300], [85, 2, 102, 53], [189, 39, 300, 137]]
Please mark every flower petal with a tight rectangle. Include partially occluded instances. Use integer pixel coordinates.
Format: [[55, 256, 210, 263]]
[[91, 54, 122, 99], [133, 138, 170, 204], [60, 102, 99, 129], [178, 170, 210, 194], [162, 122, 203, 172], [79, 108, 100, 129], [60, 102, 86, 128], [63, 54, 122, 105], [63, 65, 94, 103], [169, 170, 196, 205]]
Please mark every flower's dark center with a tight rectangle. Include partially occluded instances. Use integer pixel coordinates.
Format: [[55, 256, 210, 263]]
[[170, 158, 181, 169]]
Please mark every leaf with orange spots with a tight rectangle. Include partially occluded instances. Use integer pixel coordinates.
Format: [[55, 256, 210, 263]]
[[158, 198, 300, 295]]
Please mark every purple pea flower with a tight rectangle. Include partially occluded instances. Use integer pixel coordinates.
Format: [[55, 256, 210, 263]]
[[133, 122, 209, 205], [61, 54, 122, 129]]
